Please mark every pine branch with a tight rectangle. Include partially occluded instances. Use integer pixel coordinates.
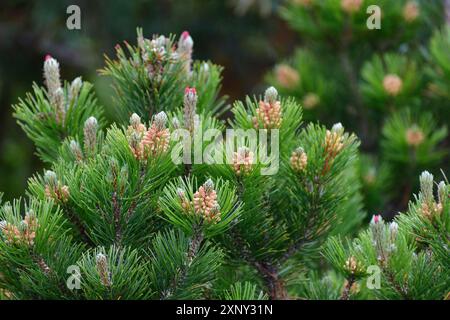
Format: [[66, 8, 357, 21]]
[[61, 204, 94, 247], [125, 166, 146, 223], [187, 223, 204, 264], [112, 190, 122, 246], [384, 268, 409, 300]]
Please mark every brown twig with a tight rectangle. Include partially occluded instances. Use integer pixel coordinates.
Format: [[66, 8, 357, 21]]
[[340, 275, 355, 300]]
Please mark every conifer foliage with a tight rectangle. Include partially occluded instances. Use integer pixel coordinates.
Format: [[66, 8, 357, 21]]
[[1, 26, 448, 300], [324, 171, 449, 300]]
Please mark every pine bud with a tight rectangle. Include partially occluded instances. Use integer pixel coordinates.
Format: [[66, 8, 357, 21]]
[[59, 185, 70, 202], [84, 116, 98, 155], [193, 179, 220, 223], [419, 171, 434, 204], [177, 31, 194, 75], [406, 125, 424, 146], [389, 221, 399, 239], [43, 55, 62, 97], [53, 87, 66, 124], [275, 64, 300, 89], [302, 92, 320, 110], [178, 31, 194, 53], [383, 74, 403, 96], [127, 113, 146, 139], [323, 123, 345, 173], [369, 214, 396, 264], [184, 87, 198, 133], [290, 147, 308, 172], [341, 0, 362, 13], [17, 210, 38, 246], [44, 170, 58, 187], [370, 214, 383, 225], [253, 87, 282, 129], [141, 112, 170, 158], [184, 87, 197, 108], [70, 140, 83, 162], [421, 202, 441, 219], [0, 222, 21, 244], [130, 113, 141, 128], [69, 77, 83, 102], [264, 86, 278, 104], [437, 181, 447, 206], [344, 256, 360, 274], [332, 122, 344, 134], [96, 253, 111, 287], [151, 35, 168, 53], [203, 179, 215, 193], [130, 131, 144, 159], [154, 111, 168, 130], [403, 1, 419, 22]]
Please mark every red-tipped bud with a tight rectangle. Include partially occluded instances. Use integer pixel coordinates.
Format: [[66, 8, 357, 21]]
[[45, 54, 52, 61], [181, 31, 190, 40], [371, 214, 383, 224], [185, 87, 197, 95]]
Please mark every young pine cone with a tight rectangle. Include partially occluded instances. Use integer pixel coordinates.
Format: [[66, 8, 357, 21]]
[[323, 123, 345, 173], [193, 179, 221, 223], [253, 87, 282, 129], [383, 74, 403, 96], [290, 147, 308, 172], [141, 111, 170, 158]]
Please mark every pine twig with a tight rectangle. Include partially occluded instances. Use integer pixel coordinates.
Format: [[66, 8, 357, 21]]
[[340, 275, 355, 300], [112, 190, 122, 246], [33, 254, 52, 276], [162, 222, 204, 299], [63, 204, 95, 247], [126, 166, 146, 222]]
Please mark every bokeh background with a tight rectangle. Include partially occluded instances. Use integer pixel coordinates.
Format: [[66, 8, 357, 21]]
[[0, 0, 294, 200]]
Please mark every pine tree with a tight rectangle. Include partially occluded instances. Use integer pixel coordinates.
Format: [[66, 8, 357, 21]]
[[269, 0, 449, 215], [2, 25, 447, 300], [1, 28, 367, 300]]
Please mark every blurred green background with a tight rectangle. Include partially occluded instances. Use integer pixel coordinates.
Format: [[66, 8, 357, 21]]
[[0, 0, 295, 200]]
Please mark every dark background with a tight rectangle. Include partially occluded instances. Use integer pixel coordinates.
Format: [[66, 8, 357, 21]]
[[0, 0, 295, 200]]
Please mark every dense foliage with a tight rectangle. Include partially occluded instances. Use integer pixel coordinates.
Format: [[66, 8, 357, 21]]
[[1, 2, 448, 300]]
